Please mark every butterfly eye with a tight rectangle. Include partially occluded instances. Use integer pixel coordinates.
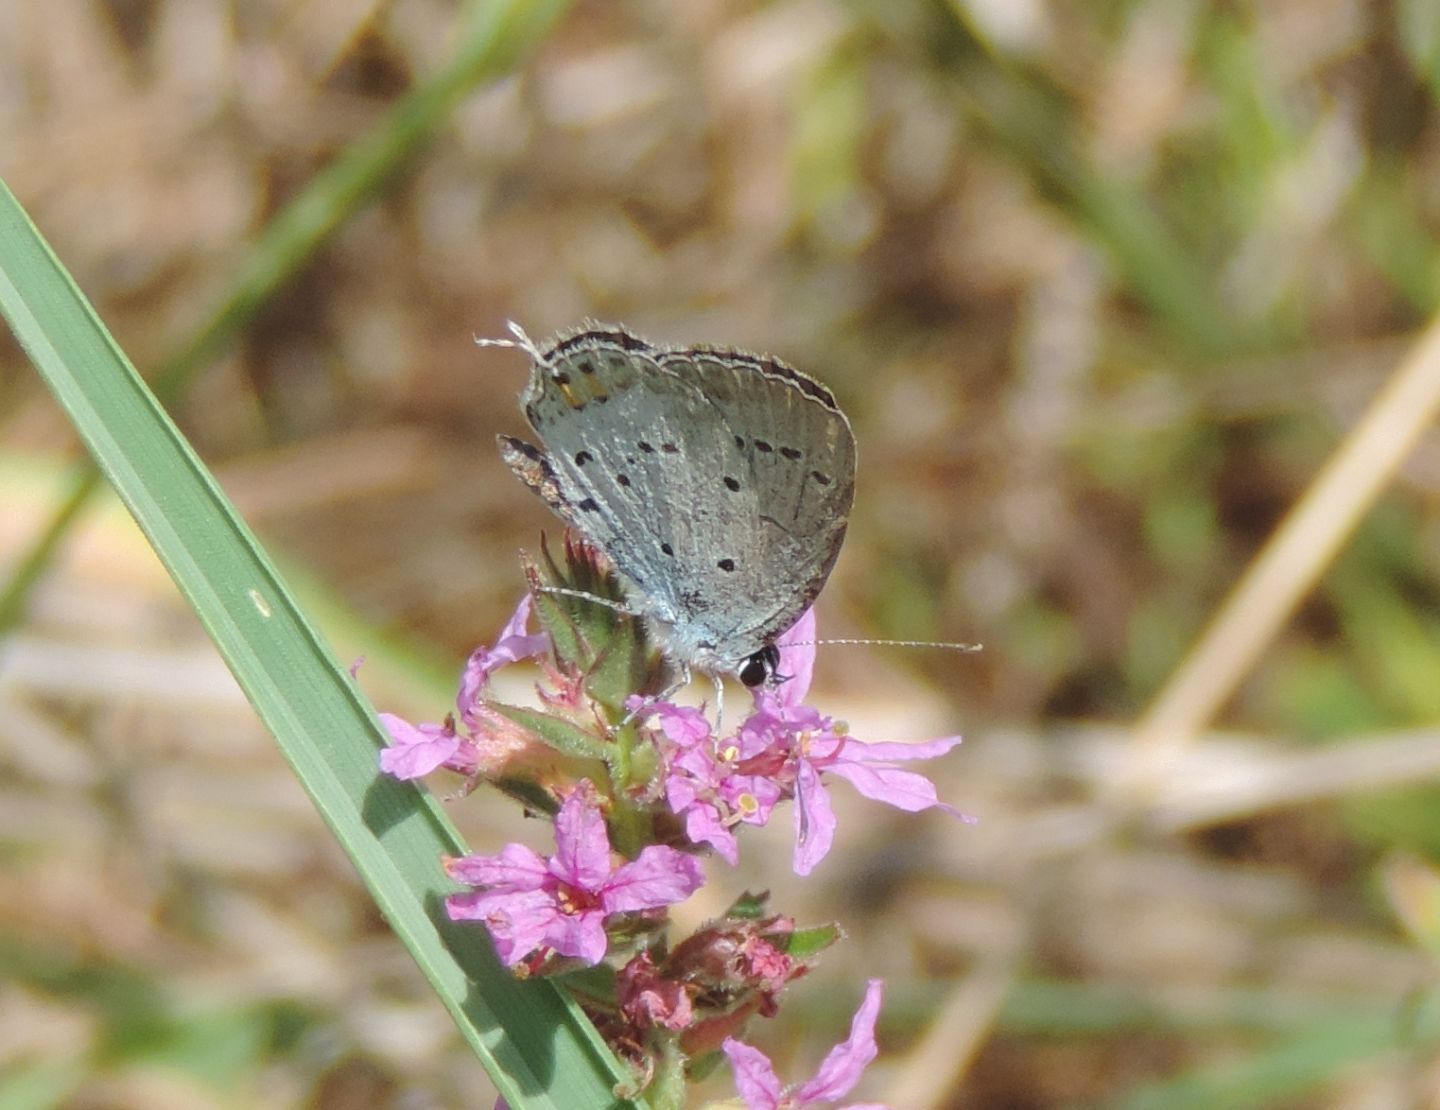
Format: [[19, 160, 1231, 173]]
[[738, 644, 780, 688]]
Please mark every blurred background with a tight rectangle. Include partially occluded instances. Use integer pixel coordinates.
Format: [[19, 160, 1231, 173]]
[[4, 0, 1440, 1106]]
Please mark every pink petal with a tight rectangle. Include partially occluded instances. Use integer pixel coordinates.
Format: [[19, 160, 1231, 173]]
[[543, 906, 610, 965], [825, 761, 951, 813], [444, 843, 549, 890], [445, 887, 557, 966], [377, 713, 459, 780], [602, 846, 705, 912], [673, 743, 723, 786], [842, 735, 963, 761], [655, 703, 712, 747], [793, 979, 884, 1103], [720, 774, 782, 828], [684, 804, 739, 864], [457, 595, 549, 716], [792, 760, 836, 877], [723, 1037, 784, 1110], [666, 775, 701, 812], [551, 787, 614, 890], [630, 981, 694, 1030], [772, 607, 817, 707]]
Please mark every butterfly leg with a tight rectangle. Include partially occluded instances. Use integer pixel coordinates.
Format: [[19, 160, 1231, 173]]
[[534, 584, 640, 616], [712, 673, 726, 736], [618, 663, 691, 728]]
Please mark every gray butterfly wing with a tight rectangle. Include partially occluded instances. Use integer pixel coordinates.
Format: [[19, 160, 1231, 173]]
[[504, 328, 717, 628], [502, 325, 854, 674], [654, 345, 855, 656]]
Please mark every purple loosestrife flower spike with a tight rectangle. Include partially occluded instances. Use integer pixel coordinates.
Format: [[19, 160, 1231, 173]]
[[723, 979, 889, 1110], [445, 784, 704, 966]]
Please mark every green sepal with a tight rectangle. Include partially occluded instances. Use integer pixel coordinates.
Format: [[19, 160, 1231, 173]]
[[529, 541, 593, 670], [641, 1035, 689, 1110], [778, 922, 842, 959], [489, 702, 612, 762], [723, 890, 773, 920], [685, 1049, 724, 1083], [529, 534, 674, 712], [491, 775, 562, 818]]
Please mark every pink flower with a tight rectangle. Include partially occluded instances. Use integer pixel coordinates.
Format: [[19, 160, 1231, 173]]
[[643, 610, 964, 874], [456, 595, 549, 728], [445, 784, 705, 966], [650, 701, 786, 866], [378, 713, 476, 780], [723, 979, 889, 1110], [727, 686, 963, 876], [649, 703, 741, 864], [379, 595, 547, 781]]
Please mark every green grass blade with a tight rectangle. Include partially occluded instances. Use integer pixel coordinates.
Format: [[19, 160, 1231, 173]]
[[0, 179, 641, 1109], [0, 0, 572, 634]]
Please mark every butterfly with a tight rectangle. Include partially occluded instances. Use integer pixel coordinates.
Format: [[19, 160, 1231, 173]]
[[484, 322, 856, 691]]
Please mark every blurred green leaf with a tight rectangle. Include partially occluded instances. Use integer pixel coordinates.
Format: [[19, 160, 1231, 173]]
[[0, 1062, 85, 1110], [1398, 0, 1440, 95], [1345, 787, 1440, 861], [1352, 161, 1440, 312], [1261, 647, 1383, 738], [791, 36, 871, 243]]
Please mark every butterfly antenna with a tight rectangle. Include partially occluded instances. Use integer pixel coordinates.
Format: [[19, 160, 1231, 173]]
[[792, 637, 983, 653], [475, 320, 552, 367]]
